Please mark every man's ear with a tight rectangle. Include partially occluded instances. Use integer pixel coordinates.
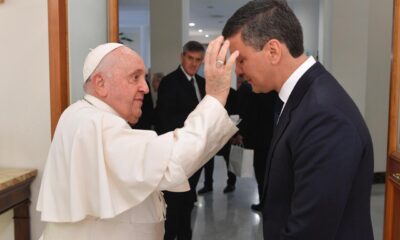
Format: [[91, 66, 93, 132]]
[[92, 73, 108, 97], [263, 39, 281, 65]]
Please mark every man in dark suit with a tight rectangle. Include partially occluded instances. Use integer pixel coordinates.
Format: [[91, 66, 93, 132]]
[[131, 80, 154, 130], [198, 88, 238, 195], [236, 81, 277, 211], [155, 41, 208, 240], [222, 1, 374, 239]]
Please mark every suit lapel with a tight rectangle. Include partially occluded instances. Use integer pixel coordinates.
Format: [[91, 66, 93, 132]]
[[195, 74, 206, 98], [177, 67, 199, 102], [260, 62, 326, 203]]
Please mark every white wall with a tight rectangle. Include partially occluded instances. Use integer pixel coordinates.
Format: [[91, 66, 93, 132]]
[[69, 0, 108, 103], [0, 0, 50, 239]]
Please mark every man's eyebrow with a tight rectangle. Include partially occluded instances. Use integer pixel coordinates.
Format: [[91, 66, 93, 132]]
[[132, 69, 144, 75]]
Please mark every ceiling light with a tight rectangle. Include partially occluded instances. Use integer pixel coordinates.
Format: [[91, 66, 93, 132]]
[[205, 35, 209, 38], [189, 22, 195, 27], [198, 29, 203, 33]]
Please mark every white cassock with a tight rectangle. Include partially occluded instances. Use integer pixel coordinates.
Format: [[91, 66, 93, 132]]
[[37, 94, 237, 240]]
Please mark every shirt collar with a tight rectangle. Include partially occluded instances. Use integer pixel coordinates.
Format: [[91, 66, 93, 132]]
[[180, 65, 196, 82], [83, 94, 122, 118], [279, 56, 316, 104]]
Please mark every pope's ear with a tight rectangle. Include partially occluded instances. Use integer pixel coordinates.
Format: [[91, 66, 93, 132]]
[[91, 73, 107, 97], [263, 39, 281, 64]]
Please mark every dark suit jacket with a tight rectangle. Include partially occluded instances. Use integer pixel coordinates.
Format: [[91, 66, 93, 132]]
[[155, 66, 205, 135], [237, 83, 276, 151], [261, 62, 374, 240], [155, 66, 205, 203], [217, 88, 238, 156], [237, 82, 257, 148], [131, 80, 154, 130]]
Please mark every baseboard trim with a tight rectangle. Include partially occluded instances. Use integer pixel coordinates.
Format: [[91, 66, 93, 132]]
[[373, 172, 386, 184]]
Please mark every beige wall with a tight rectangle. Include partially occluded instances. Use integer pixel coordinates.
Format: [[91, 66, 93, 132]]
[[330, 0, 370, 113], [321, 0, 392, 172], [0, 0, 50, 239], [365, 0, 392, 172], [150, 0, 189, 75]]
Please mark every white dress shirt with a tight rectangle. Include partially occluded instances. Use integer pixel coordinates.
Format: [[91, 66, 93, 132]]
[[180, 65, 202, 102], [278, 56, 316, 115]]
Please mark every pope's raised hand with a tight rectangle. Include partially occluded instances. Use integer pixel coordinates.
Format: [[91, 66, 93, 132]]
[[204, 36, 239, 106]]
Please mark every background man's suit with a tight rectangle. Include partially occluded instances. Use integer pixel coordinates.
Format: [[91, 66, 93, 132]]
[[262, 62, 374, 239], [199, 88, 238, 193], [155, 66, 206, 240], [237, 82, 276, 208], [131, 80, 154, 130]]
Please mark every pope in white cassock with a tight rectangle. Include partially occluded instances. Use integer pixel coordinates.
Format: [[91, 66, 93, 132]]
[[37, 37, 239, 240]]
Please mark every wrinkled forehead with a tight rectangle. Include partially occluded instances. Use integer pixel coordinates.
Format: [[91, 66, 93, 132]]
[[114, 47, 146, 72]]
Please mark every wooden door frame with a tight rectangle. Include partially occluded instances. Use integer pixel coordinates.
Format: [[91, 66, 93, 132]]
[[47, 0, 69, 137], [384, 0, 400, 239], [108, 0, 119, 42], [387, 0, 400, 164], [47, 0, 119, 137]]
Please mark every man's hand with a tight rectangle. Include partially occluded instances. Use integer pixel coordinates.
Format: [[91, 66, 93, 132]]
[[204, 36, 239, 106]]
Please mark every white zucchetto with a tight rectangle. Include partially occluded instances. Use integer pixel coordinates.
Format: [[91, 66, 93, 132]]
[[82, 42, 124, 82]]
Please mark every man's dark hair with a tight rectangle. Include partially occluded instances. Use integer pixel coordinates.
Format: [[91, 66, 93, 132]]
[[182, 41, 205, 54], [222, 0, 304, 57]]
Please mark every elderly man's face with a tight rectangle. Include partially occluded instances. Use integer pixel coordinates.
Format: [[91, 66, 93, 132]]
[[103, 48, 149, 124], [181, 51, 204, 76]]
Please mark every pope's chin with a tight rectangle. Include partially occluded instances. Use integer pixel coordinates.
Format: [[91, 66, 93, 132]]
[[127, 111, 142, 125]]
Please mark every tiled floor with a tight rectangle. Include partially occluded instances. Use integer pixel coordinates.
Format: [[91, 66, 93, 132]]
[[192, 156, 385, 240]]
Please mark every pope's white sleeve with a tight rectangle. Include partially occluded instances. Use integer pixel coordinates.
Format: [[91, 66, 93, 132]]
[[156, 95, 238, 191]]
